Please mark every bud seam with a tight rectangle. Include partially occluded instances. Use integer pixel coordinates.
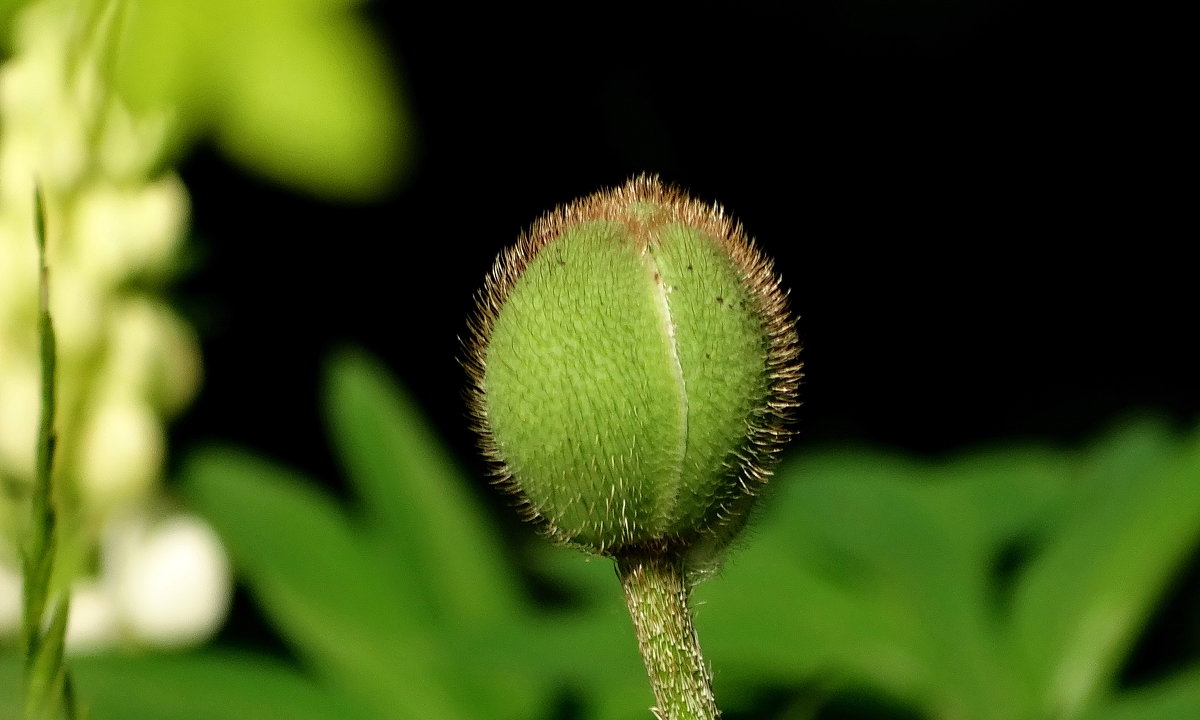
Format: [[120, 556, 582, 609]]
[[643, 242, 689, 522]]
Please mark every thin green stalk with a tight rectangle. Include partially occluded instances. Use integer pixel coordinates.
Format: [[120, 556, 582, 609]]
[[21, 186, 76, 720], [616, 550, 720, 720]]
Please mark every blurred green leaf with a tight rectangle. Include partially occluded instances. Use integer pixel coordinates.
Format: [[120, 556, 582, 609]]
[[506, 544, 654, 720], [928, 444, 1073, 548], [112, 0, 410, 198], [80, 651, 379, 720], [181, 448, 469, 720], [1012, 419, 1200, 718], [0, 654, 15, 720], [182, 348, 564, 719], [0, 0, 24, 52], [322, 349, 521, 627], [1076, 666, 1200, 720], [697, 447, 1025, 720], [320, 349, 549, 716], [175, 354, 1200, 720], [1, 650, 381, 720], [694, 427, 1200, 720]]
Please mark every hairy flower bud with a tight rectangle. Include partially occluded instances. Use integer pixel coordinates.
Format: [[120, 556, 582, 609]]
[[467, 176, 801, 557]]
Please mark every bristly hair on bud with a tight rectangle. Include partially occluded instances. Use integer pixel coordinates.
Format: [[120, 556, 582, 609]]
[[464, 174, 802, 560]]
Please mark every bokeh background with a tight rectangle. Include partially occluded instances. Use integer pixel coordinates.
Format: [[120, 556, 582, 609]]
[[184, 1, 1195, 469], [1, 1, 1195, 719]]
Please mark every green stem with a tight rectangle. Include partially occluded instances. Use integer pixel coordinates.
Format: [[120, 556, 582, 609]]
[[22, 186, 75, 720], [615, 550, 720, 720]]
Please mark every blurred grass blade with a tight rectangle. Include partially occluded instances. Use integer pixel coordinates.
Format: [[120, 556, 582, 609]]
[[22, 184, 75, 720], [182, 448, 468, 720], [1011, 419, 1200, 718], [322, 349, 520, 625]]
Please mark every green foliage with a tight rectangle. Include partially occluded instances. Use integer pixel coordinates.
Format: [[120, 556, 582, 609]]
[[0, 0, 21, 49], [110, 0, 411, 199], [0, 651, 378, 720], [1076, 667, 1200, 720], [8, 351, 1196, 719], [695, 421, 1200, 719]]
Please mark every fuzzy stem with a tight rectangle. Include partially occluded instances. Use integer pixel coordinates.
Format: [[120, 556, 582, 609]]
[[616, 550, 720, 720]]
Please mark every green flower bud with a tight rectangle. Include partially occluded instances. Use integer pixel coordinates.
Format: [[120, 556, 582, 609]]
[[466, 176, 801, 557]]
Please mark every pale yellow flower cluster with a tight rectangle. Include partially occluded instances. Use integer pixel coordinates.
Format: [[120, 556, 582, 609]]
[[0, 0, 229, 650]]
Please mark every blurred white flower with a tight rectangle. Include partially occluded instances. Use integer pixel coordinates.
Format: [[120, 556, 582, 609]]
[[64, 580, 121, 652], [0, 360, 38, 481], [69, 175, 189, 288], [110, 514, 232, 647], [0, 563, 21, 631], [45, 265, 105, 356], [18, 512, 236, 654], [77, 398, 164, 511], [96, 296, 203, 414], [98, 102, 174, 181], [0, 0, 227, 650]]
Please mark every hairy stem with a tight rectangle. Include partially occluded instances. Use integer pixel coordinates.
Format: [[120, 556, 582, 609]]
[[616, 550, 720, 720]]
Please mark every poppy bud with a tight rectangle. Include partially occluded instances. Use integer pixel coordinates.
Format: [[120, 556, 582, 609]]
[[466, 176, 800, 557]]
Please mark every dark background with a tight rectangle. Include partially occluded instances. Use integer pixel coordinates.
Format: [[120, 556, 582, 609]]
[[171, 0, 1194, 697]]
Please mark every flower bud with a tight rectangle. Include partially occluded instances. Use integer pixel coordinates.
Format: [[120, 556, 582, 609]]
[[467, 176, 801, 556]]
